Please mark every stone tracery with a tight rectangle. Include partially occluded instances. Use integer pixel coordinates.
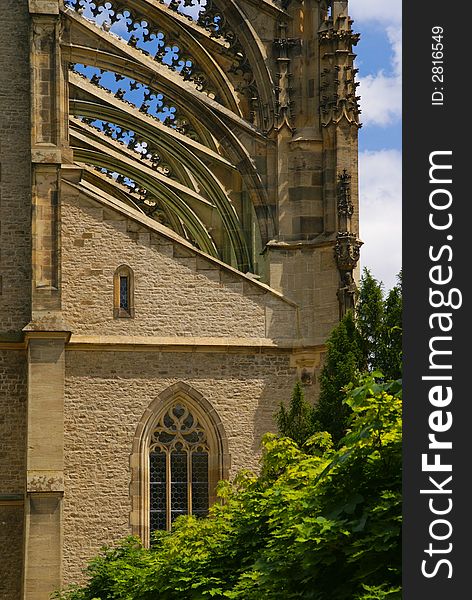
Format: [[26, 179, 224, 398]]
[[149, 402, 210, 531], [71, 64, 181, 127], [61, 0, 276, 272], [62, 0, 363, 291], [64, 0, 242, 102]]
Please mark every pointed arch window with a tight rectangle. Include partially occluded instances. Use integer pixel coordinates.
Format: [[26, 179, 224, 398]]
[[113, 265, 134, 318], [149, 403, 209, 531], [130, 384, 230, 545]]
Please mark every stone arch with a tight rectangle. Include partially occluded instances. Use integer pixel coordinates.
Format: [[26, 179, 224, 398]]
[[210, 0, 278, 122], [64, 0, 243, 114], [129, 382, 230, 545]]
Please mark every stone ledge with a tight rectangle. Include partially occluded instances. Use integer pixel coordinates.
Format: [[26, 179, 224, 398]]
[[32, 148, 62, 163], [67, 334, 297, 353], [23, 311, 72, 335], [29, 0, 59, 15], [265, 237, 337, 251], [0, 495, 24, 506]]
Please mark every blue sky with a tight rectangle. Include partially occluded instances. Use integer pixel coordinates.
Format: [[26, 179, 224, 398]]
[[350, 0, 402, 291]]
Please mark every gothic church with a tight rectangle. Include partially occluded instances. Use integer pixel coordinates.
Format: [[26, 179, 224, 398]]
[[0, 1, 361, 597]]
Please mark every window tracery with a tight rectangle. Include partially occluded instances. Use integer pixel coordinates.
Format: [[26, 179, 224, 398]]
[[130, 384, 230, 546], [149, 402, 210, 531]]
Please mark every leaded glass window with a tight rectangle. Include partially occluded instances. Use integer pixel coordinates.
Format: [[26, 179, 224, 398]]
[[149, 403, 209, 531], [119, 275, 129, 310], [113, 265, 134, 318]]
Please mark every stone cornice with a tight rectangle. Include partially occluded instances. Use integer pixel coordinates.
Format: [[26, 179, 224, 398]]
[[0, 342, 25, 351], [29, 0, 59, 15], [0, 495, 24, 506], [67, 335, 297, 353]]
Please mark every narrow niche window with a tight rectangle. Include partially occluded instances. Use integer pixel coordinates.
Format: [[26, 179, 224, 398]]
[[149, 403, 209, 532], [113, 265, 134, 318]]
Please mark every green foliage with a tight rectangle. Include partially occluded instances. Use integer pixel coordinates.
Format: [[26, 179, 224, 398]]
[[311, 269, 403, 443], [356, 269, 402, 380], [276, 381, 314, 447], [356, 269, 384, 371], [55, 377, 402, 600], [313, 310, 363, 443], [376, 272, 402, 381]]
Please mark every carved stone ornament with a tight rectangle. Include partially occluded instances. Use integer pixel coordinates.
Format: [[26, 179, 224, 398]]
[[32, 20, 56, 51], [27, 470, 64, 493], [334, 231, 363, 272], [273, 22, 300, 128], [319, 13, 361, 127], [300, 367, 314, 386], [337, 169, 354, 219], [337, 271, 358, 317], [319, 29, 360, 45]]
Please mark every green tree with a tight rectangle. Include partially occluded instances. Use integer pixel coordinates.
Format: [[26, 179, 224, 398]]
[[276, 381, 314, 447], [311, 269, 402, 444], [312, 310, 363, 444], [55, 377, 402, 600], [377, 271, 402, 380], [356, 269, 384, 371]]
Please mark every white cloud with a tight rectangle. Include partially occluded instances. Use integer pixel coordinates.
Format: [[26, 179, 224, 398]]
[[349, 0, 401, 26], [358, 149, 402, 290], [357, 27, 402, 127], [358, 72, 401, 127], [387, 26, 402, 75]]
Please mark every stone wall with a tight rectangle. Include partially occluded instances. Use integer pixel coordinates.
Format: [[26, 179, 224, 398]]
[[63, 348, 297, 584], [0, 0, 31, 332], [61, 186, 299, 341], [0, 505, 23, 600], [0, 1, 30, 596], [0, 350, 26, 600], [268, 244, 340, 345], [0, 351, 27, 494]]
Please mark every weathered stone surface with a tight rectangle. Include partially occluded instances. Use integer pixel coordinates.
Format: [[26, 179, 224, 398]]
[[61, 188, 299, 341], [0, 0, 31, 332], [63, 349, 297, 584], [27, 471, 64, 492], [0, 505, 23, 600], [0, 351, 27, 494]]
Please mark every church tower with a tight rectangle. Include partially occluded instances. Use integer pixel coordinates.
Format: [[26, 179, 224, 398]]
[[0, 1, 361, 597]]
